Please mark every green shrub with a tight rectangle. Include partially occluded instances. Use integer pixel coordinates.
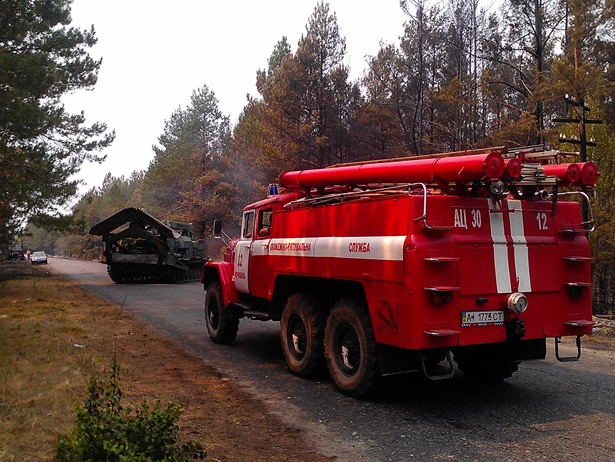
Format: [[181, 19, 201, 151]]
[[56, 360, 205, 461]]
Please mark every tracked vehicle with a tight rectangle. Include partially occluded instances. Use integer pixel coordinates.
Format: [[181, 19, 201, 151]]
[[90, 207, 206, 283]]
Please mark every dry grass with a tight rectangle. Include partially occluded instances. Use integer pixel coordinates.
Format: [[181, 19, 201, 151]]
[[0, 264, 106, 460], [0, 261, 332, 462]]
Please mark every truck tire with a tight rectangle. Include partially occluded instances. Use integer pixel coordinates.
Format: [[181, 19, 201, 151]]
[[324, 299, 380, 398], [204, 281, 239, 344], [280, 294, 326, 378]]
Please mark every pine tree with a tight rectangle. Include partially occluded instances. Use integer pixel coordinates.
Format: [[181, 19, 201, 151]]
[[0, 0, 114, 245]]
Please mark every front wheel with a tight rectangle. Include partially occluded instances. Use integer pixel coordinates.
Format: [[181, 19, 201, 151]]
[[324, 299, 380, 398], [280, 294, 326, 378], [204, 281, 239, 344]]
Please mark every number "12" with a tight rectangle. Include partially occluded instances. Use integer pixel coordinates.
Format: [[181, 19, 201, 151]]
[[536, 212, 548, 230]]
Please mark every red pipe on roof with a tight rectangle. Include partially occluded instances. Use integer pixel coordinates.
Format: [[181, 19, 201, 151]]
[[542, 163, 581, 185], [280, 152, 506, 189]]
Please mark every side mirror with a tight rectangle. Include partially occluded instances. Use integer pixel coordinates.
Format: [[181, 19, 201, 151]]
[[213, 220, 222, 238]]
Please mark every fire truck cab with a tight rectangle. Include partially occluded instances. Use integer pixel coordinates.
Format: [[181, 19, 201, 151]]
[[202, 146, 596, 397]]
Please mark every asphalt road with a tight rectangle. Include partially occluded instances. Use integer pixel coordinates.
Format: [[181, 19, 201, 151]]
[[49, 257, 615, 462]]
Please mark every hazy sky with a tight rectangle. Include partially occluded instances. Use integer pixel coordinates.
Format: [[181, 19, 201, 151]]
[[63, 0, 411, 195]]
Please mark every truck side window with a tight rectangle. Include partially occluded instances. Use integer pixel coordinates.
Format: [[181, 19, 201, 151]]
[[242, 211, 254, 239], [258, 209, 273, 237]]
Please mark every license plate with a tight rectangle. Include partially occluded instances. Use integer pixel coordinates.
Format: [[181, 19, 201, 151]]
[[461, 310, 504, 326]]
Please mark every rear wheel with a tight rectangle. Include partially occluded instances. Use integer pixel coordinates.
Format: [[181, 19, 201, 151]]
[[280, 294, 326, 378], [324, 299, 379, 398], [204, 281, 239, 344]]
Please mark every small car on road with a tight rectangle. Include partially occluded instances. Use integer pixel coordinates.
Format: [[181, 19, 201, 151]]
[[31, 251, 48, 265]]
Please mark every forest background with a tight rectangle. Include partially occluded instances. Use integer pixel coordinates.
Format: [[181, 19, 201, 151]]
[[11, 0, 615, 315]]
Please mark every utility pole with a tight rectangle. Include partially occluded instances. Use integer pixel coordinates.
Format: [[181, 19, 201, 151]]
[[553, 95, 602, 162], [553, 95, 602, 224]]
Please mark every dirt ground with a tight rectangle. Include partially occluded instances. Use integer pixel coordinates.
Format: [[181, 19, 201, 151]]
[[0, 261, 333, 461], [104, 311, 335, 462]]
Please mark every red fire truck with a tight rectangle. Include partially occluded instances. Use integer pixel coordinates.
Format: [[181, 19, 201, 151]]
[[201, 146, 597, 397]]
